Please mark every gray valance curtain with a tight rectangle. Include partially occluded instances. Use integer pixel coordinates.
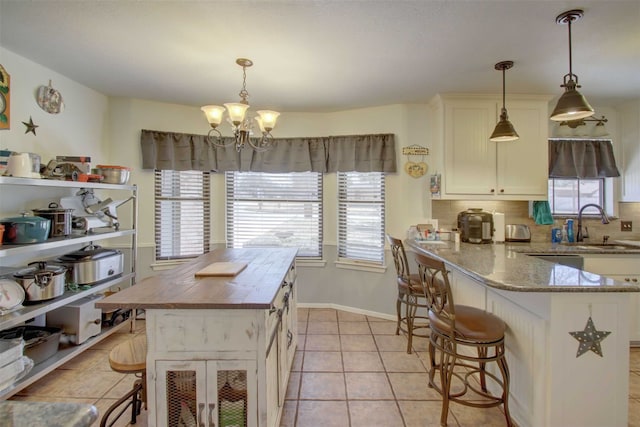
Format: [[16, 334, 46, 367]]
[[140, 129, 396, 173], [548, 139, 620, 179]]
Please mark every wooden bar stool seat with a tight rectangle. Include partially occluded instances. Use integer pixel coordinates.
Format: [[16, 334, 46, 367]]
[[100, 334, 147, 427], [414, 252, 512, 427]]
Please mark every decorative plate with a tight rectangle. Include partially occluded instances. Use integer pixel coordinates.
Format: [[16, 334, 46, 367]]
[[36, 80, 64, 114]]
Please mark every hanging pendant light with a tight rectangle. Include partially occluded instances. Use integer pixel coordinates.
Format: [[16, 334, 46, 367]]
[[550, 9, 594, 121], [490, 61, 519, 142]]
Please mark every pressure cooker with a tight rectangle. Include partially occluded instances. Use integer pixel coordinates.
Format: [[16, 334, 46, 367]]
[[57, 244, 124, 285], [457, 208, 494, 244]]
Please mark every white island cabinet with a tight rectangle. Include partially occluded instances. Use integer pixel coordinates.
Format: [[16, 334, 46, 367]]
[[429, 94, 552, 200], [96, 248, 298, 427]]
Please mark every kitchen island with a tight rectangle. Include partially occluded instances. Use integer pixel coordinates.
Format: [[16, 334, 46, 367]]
[[97, 248, 298, 427], [407, 239, 640, 427]]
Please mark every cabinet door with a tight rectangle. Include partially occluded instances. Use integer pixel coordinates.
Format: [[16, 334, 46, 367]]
[[496, 101, 548, 197], [156, 360, 207, 427], [155, 360, 256, 427], [443, 100, 497, 195]]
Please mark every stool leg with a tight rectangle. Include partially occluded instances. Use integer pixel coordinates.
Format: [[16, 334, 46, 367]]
[[477, 346, 488, 392], [496, 345, 513, 427], [439, 342, 456, 427], [396, 292, 403, 335], [428, 333, 437, 389], [406, 295, 415, 354]]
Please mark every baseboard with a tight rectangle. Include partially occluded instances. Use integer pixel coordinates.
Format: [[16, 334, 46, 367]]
[[297, 302, 395, 322]]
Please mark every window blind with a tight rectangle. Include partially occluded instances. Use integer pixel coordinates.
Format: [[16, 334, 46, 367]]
[[154, 170, 210, 260], [338, 172, 385, 264], [226, 172, 323, 258]]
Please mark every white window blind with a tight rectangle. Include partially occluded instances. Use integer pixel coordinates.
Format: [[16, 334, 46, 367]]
[[338, 172, 385, 264], [154, 170, 210, 260], [226, 172, 323, 258]]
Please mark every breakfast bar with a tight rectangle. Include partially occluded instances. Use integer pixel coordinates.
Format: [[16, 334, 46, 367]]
[[407, 239, 640, 427], [96, 248, 298, 427]]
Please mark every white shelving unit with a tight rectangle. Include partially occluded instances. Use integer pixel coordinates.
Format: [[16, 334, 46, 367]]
[[0, 176, 138, 398]]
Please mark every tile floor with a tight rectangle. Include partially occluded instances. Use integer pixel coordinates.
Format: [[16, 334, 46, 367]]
[[9, 307, 640, 427]]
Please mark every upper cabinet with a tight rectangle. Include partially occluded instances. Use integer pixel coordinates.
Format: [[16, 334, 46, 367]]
[[429, 94, 552, 200], [619, 100, 640, 201]]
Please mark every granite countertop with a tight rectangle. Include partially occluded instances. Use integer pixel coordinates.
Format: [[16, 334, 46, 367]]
[[96, 248, 298, 310], [0, 401, 98, 427], [407, 239, 640, 293]]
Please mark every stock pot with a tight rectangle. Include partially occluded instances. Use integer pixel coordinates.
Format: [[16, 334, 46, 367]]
[[13, 262, 66, 302]]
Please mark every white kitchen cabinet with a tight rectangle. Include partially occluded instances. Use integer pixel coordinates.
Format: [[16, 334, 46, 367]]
[[619, 100, 640, 201], [581, 254, 640, 345], [155, 359, 257, 427], [430, 94, 551, 200], [0, 176, 137, 398]]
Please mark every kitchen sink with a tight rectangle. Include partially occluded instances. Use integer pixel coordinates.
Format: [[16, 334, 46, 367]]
[[569, 244, 631, 250]]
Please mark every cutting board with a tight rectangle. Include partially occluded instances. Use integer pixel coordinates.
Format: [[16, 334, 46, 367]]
[[195, 262, 247, 277]]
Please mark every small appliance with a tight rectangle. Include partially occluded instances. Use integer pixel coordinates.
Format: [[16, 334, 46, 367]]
[[457, 208, 493, 244]]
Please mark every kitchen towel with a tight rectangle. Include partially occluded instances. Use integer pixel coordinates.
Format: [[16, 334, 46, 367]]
[[533, 201, 554, 225]]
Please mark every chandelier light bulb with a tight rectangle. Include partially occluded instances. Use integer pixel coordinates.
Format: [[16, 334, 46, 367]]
[[201, 105, 226, 128], [257, 110, 280, 132], [224, 102, 250, 125]]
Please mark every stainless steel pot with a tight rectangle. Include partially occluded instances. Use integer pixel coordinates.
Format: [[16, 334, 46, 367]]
[[0, 214, 51, 244], [32, 203, 73, 237], [13, 262, 66, 302], [57, 245, 123, 285]]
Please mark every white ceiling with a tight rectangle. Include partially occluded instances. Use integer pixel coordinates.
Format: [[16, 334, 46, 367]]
[[1, 0, 639, 113]]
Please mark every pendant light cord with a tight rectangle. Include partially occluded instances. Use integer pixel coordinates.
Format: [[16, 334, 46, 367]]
[[567, 17, 574, 79]]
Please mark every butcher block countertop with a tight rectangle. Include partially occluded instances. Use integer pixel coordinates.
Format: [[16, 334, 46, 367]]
[[96, 248, 297, 310]]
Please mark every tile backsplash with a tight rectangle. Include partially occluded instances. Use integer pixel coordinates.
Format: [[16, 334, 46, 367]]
[[432, 200, 640, 243]]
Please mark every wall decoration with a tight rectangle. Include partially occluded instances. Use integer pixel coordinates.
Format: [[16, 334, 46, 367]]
[[22, 117, 38, 135], [569, 315, 611, 357], [36, 80, 64, 114], [402, 144, 429, 179], [0, 64, 9, 129]]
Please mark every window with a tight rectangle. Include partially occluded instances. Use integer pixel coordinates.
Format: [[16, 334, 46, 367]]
[[225, 172, 323, 259], [548, 178, 604, 215], [154, 170, 210, 260], [337, 172, 385, 265]]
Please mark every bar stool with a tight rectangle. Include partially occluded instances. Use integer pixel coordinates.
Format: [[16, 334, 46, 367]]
[[100, 334, 147, 427], [386, 234, 429, 354], [414, 252, 512, 427]]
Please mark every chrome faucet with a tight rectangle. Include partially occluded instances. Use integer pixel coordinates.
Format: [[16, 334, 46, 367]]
[[576, 204, 610, 242]]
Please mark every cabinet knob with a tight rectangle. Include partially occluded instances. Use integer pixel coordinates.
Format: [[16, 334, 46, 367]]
[[93, 318, 101, 325], [490, 189, 495, 193], [500, 189, 504, 193], [633, 278, 638, 283], [625, 278, 631, 282]]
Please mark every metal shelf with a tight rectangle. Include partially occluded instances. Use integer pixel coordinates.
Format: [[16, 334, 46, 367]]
[[0, 176, 136, 191], [0, 230, 135, 258], [0, 319, 133, 399], [0, 273, 135, 331], [0, 176, 138, 401]]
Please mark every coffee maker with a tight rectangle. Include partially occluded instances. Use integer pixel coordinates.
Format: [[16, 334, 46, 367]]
[[457, 208, 493, 244]]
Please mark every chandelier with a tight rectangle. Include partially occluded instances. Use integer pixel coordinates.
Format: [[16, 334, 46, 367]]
[[201, 58, 280, 152]]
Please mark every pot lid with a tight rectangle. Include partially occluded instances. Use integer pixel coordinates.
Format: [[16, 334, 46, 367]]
[[58, 244, 121, 261], [0, 213, 50, 224], [14, 262, 66, 279], [0, 279, 25, 311], [32, 202, 74, 214]]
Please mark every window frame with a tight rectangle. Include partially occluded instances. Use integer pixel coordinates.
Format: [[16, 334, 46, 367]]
[[154, 169, 211, 262], [225, 171, 323, 260], [337, 171, 386, 268]]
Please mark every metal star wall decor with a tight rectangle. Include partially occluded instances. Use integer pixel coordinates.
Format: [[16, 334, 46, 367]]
[[569, 316, 611, 357], [22, 116, 38, 135]]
